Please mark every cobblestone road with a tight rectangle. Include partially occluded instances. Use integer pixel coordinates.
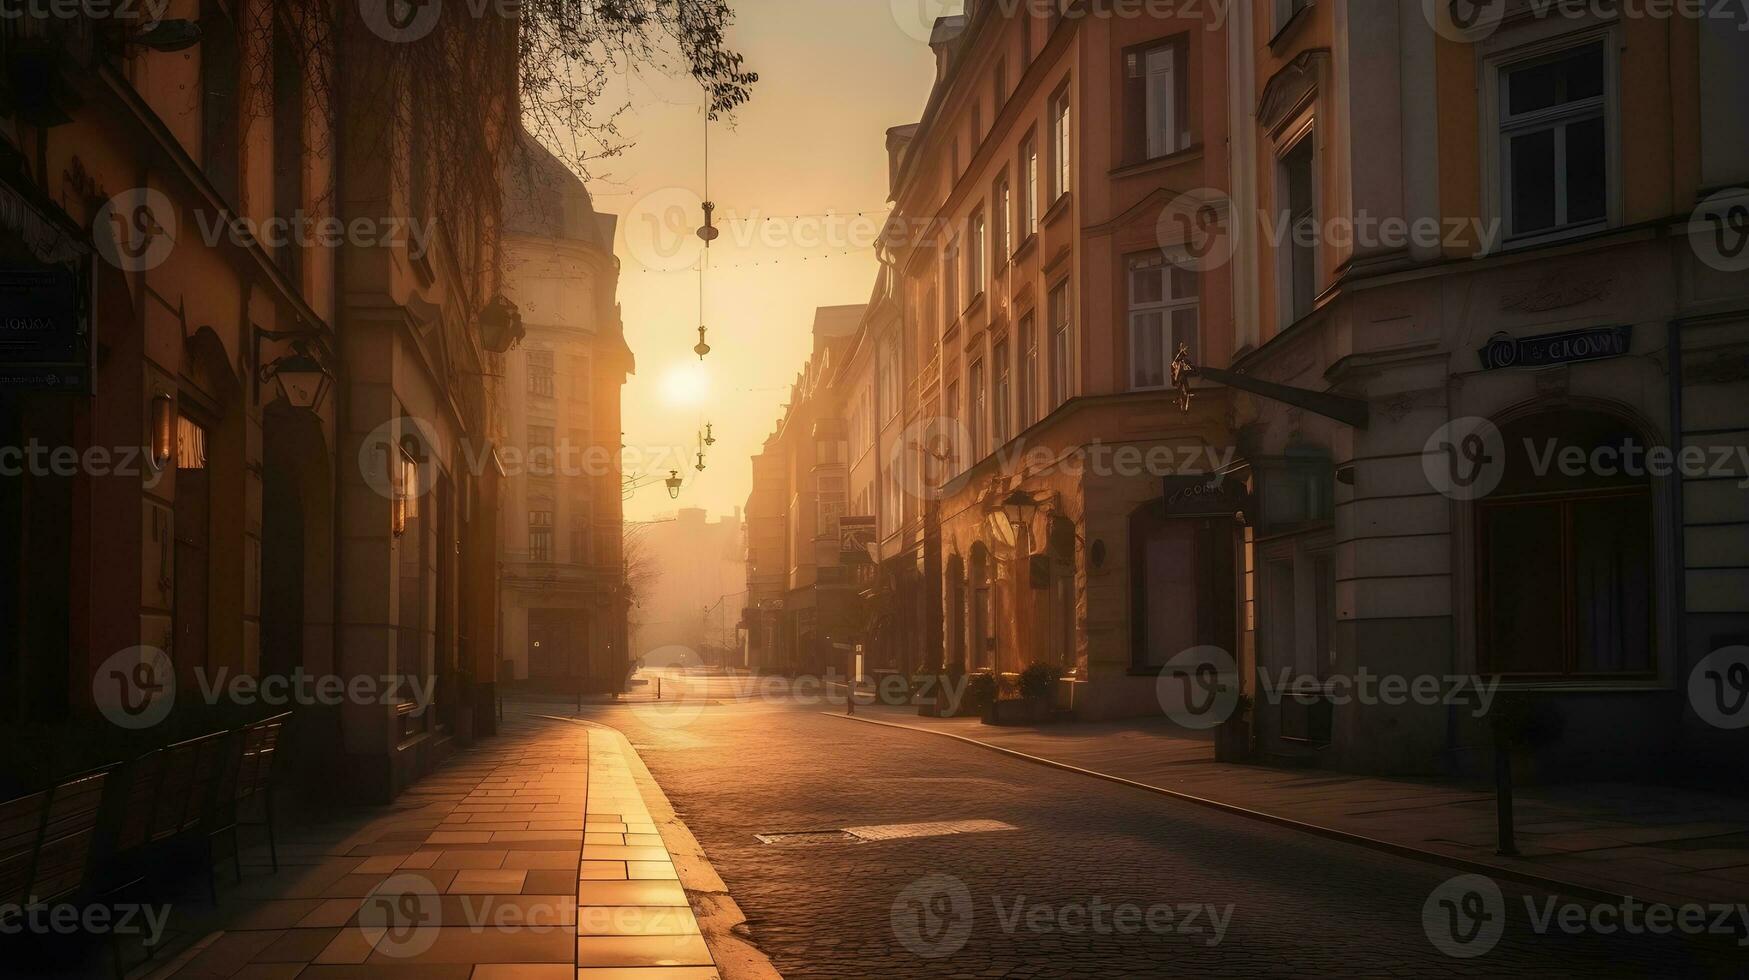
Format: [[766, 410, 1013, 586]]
[[541, 698, 1747, 979]]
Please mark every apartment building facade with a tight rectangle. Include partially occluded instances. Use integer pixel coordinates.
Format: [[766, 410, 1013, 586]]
[[495, 131, 632, 693], [0, 4, 522, 802], [876, 2, 1241, 718], [1223, 0, 1749, 779], [746, 1, 1749, 786]]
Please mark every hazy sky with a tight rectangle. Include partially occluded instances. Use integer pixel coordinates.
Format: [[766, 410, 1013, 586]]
[[585, 0, 953, 523]]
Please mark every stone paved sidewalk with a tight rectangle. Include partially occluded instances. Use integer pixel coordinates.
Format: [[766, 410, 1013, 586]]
[[136, 716, 731, 980], [843, 703, 1749, 908]]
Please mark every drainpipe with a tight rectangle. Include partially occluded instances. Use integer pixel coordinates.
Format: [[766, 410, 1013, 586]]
[[1668, 316, 1687, 683]]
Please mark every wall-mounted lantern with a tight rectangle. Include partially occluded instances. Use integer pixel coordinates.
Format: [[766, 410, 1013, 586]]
[[260, 343, 334, 412], [665, 470, 683, 499], [149, 393, 174, 471], [255, 327, 334, 413]]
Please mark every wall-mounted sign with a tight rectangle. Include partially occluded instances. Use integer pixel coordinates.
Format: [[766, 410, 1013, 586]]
[[0, 265, 88, 392], [1478, 325, 1630, 372], [1161, 473, 1249, 518], [839, 516, 876, 564]]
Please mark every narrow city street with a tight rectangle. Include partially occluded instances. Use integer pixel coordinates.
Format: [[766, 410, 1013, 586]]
[[557, 695, 1745, 979]]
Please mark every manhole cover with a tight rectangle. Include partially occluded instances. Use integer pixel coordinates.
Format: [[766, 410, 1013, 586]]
[[754, 830, 860, 845]]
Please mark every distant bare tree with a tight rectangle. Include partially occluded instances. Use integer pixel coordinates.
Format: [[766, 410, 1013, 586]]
[[621, 524, 662, 612]]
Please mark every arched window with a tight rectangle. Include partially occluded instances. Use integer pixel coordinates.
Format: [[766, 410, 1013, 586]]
[[1477, 409, 1655, 676], [970, 544, 994, 670]]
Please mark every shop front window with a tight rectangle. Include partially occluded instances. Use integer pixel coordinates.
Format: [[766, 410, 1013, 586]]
[[1477, 410, 1654, 677]]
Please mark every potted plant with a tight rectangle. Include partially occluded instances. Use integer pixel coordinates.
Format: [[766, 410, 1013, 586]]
[[958, 671, 998, 718], [984, 662, 1058, 726], [1214, 693, 1255, 762]]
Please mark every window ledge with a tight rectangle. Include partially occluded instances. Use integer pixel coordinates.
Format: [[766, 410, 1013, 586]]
[[1492, 219, 1614, 256], [1109, 144, 1203, 180], [964, 292, 987, 317], [1268, 2, 1315, 53], [1043, 193, 1073, 229], [1013, 233, 1039, 262]]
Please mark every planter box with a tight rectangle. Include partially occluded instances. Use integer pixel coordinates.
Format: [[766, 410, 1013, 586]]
[[983, 698, 1054, 726]]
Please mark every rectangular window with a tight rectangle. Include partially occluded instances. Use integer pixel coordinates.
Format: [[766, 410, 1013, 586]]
[[967, 210, 986, 301], [1019, 313, 1038, 427], [1127, 253, 1199, 390], [1273, 0, 1309, 33], [272, 15, 304, 283], [969, 358, 986, 461], [1125, 38, 1188, 162], [1048, 283, 1071, 406], [972, 102, 982, 146], [993, 174, 1011, 261], [993, 58, 1007, 112], [992, 338, 1011, 448], [1480, 490, 1652, 676], [1021, 5, 1033, 62], [527, 424, 555, 477], [1281, 136, 1317, 323], [571, 500, 593, 565], [1020, 133, 1040, 237], [527, 350, 555, 396], [528, 510, 553, 562], [1500, 43, 1607, 239], [943, 238, 960, 320], [945, 380, 961, 471], [201, 0, 239, 205], [1049, 85, 1072, 203]]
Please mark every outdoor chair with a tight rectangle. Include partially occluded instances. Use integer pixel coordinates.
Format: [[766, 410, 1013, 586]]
[[209, 711, 290, 882], [0, 768, 128, 976]]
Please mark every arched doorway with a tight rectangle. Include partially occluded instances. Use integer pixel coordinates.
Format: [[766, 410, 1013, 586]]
[[946, 554, 966, 671], [261, 404, 333, 683], [970, 543, 994, 670]]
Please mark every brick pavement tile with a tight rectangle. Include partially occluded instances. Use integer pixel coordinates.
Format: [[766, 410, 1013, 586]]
[[448, 870, 529, 893], [576, 880, 688, 906], [224, 899, 326, 930], [575, 906, 700, 936], [300, 965, 471, 979], [493, 831, 585, 843], [626, 862, 678, 881], [623, 835, 663, 848], [312, 926, 380, 964], [502, 850, 581, 870], [574, 970, 720, 980], [364, 926, 575, 964], [352, 855, 409, 874], [250, 927, 341, 962], [585, 833, 626, 845], [581, 845, 669, 862], [297, 898, 365, 929], [580, 861, 629, 880], [575, 935, 713, 968], [400, 850, 442, 869], [470, 965, 575, 980], [434, 850, 512, 870], [166, 930, 287, 977], [522, 869, 580, 894], [227, 966, 305, 980], [430, 832, 497, 844]]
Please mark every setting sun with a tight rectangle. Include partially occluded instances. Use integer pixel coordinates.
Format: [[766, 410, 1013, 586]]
[[659, 360, 713, 408]]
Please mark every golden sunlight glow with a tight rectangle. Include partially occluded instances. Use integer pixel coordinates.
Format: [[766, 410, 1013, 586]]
[[660, 360, 713, 408]]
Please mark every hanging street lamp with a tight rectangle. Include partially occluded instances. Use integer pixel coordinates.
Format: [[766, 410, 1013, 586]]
[[665, 470, 684, 499]]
